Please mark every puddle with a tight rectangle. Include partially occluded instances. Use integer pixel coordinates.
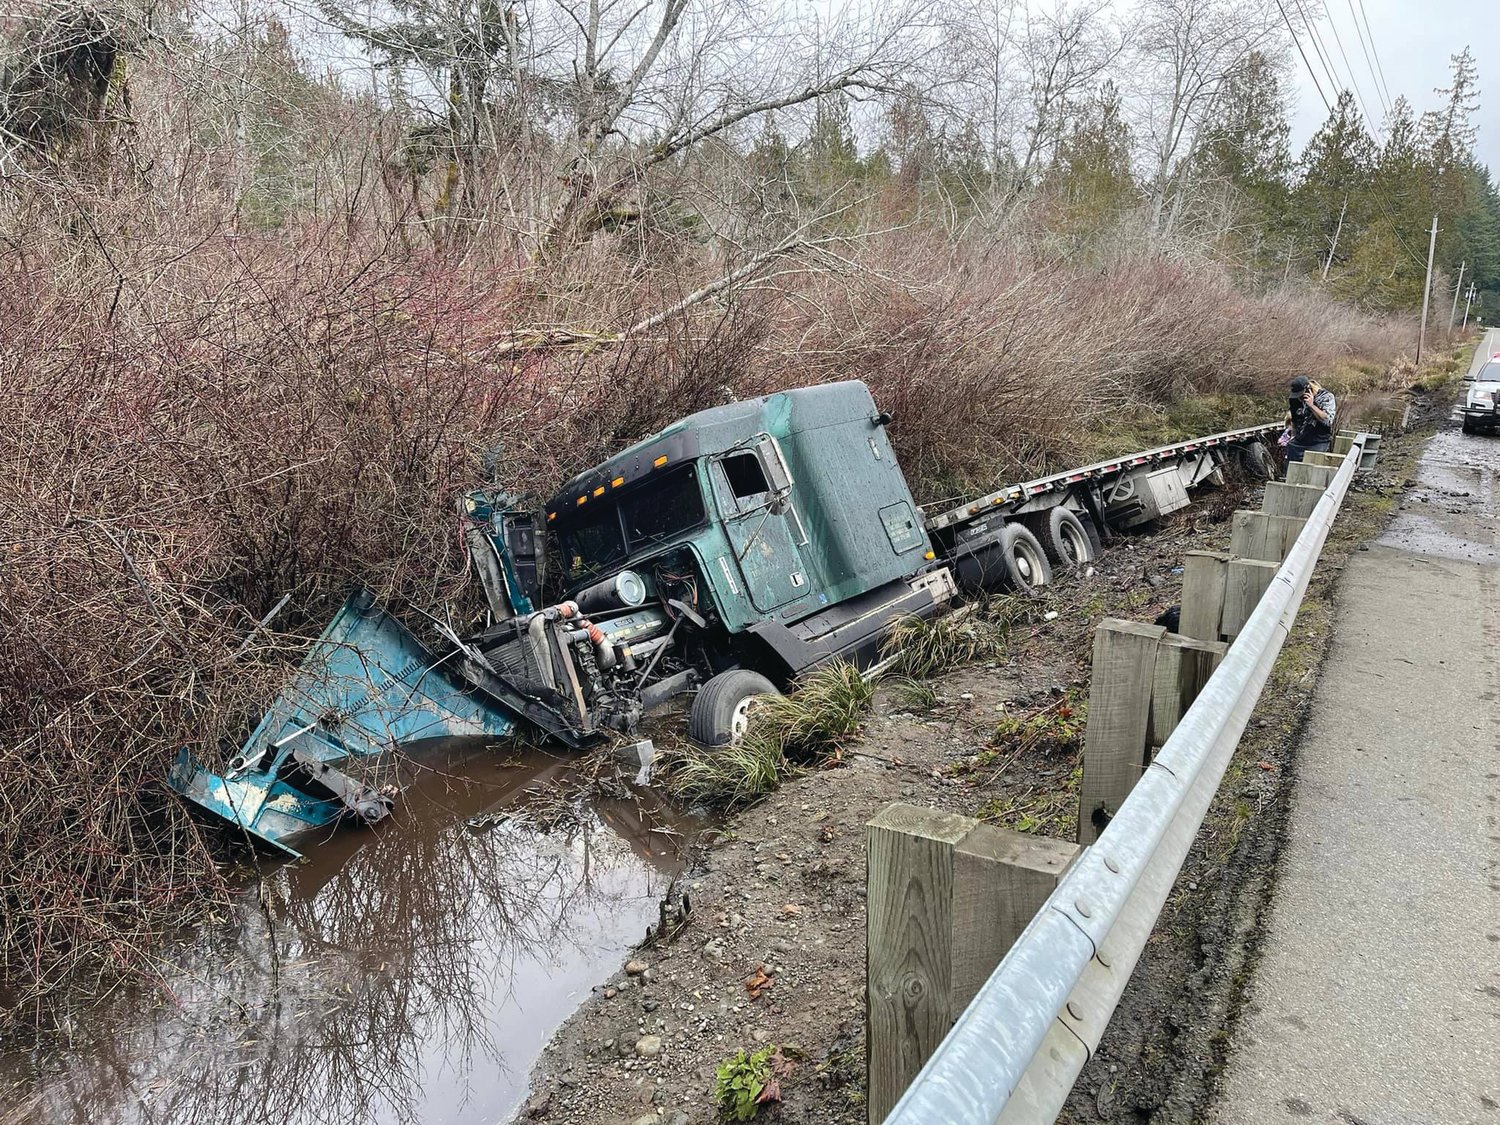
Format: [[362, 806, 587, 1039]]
[[0, 742, 691, 1125], [1379, 426, 1500, 565]]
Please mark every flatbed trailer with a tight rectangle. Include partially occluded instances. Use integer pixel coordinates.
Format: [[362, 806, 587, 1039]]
[[928, 422, 1285, 531], [923, 422, 1282, 593]]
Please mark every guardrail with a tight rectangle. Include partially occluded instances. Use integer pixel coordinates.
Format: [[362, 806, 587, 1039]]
[[880, 438, 1366, 1124]]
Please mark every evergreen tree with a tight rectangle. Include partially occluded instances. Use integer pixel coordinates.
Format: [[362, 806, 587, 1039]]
[[1340, 97, 1430, 307], [1193, 51, 1293, 218], [1043, 80, 1136, 239], [1295, 90, 1375, 280]]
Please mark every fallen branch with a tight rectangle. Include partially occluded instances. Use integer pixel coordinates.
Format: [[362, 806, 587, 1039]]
[[482, 236, 818, 359]]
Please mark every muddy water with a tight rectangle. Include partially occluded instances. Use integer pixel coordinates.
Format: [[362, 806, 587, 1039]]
[[0, 743, 690, 1125]]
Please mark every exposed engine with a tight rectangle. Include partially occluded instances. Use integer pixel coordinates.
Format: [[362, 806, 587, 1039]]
[[462, 565, 705, 740]]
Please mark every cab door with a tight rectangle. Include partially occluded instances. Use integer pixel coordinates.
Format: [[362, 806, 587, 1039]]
[[711, 444, 809, 614]]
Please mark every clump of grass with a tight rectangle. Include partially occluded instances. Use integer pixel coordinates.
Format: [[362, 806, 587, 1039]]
[[670, 661, 875, 810], [879, 610, 1010, 678], [887, 676, 937, 712], [753, 660, 875, 758]]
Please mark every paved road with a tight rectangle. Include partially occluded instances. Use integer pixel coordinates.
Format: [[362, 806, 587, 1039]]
[[1213, 348, 1500, 1125]]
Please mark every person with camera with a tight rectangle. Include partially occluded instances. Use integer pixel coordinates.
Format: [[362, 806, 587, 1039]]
[[1285, 375, 1337, 463]]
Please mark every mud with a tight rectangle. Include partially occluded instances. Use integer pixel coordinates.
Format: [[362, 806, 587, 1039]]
[[0, 743, 692, 1125]]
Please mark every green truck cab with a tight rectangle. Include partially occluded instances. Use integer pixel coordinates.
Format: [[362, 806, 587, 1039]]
[[527, 381, 953, 741]]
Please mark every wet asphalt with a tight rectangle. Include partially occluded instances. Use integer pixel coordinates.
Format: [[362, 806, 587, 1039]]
[[1212, 341, 1500, 1123]]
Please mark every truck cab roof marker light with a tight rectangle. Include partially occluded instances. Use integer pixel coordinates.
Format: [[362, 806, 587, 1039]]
[[576, 495, 588, 506], [612, 477, 625, 488], [593, 486, 605, 497], [653, 455, 669, 468]]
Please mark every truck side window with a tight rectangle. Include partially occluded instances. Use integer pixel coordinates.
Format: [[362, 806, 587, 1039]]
[[719, 452, 771, 512]]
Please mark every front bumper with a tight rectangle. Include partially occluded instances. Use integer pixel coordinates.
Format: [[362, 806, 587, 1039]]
[[1461, 403, 1500, 429]]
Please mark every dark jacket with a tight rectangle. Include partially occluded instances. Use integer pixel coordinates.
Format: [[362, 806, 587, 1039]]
[[1291, 388, 1337, 446]]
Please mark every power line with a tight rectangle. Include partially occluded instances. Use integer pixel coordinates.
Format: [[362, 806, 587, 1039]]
[[1293, 0, 1375, 130], [1354, 0, 1395, 110], [1290, 0, 1344, 113], [1344, 0, 1390, 118], [1274, 0, 1330, 114], [1322, 1, 1379, 124]]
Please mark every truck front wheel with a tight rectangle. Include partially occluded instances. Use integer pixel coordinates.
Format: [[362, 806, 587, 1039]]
[[689, 670, 781, 747]]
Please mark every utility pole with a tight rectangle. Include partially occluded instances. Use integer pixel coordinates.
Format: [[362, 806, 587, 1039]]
[[1463, 282, 1477, 330], [1448, 260, 1466, 331], [1322, 195, 1348, 282], [1417, 213, 1439, 364]]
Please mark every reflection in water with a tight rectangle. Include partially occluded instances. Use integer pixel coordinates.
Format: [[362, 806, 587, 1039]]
[[0, 743, 688, 1125]]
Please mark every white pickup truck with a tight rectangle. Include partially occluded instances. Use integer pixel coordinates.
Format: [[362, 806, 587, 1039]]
[[1462, 354, 1500, 434]]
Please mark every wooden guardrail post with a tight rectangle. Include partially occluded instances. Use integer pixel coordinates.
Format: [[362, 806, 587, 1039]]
[[1301, 450, 1345, 469], [1262, 481, 1324, 519], [866, 804, 1078, 1124], [1332, 429, 1357, 456], [1286, 461, 1336, 489], [1229, 511, 1306, 562], [1077, 619, 1166, 844], [1148, 634, 1227, 753], [1179, 550, 1229, 642], [1221, 558, 1279, 638]]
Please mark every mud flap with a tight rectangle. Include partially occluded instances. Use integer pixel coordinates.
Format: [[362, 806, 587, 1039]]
[[170, 591, 517, 858]]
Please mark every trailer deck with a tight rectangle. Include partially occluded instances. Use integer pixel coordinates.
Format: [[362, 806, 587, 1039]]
[[927, 422, 1283, 532]]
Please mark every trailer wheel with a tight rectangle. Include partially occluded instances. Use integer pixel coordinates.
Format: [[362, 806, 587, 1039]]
[[1031, 508, 1097, 569], [689, 670, 781, 747], [1239, 441, 1273, 481], [999, 524, 1053, 594]]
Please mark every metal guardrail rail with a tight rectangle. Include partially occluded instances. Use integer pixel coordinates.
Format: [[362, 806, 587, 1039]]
[[882, 438, 1366, 1125], [927, 421, 1285, 531]]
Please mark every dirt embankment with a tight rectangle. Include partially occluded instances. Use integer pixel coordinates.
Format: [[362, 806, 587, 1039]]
[[519, 382, 1453, 1125]]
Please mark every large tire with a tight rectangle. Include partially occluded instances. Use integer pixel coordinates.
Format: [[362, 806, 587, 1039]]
[[998, 524, 1053, 594], [1240, 441, 1273, 481], [1029, 507, 1098, 569], [689, 670, 780, 747]]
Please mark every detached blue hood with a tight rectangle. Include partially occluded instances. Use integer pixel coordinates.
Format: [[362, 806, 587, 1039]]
[[170, 591, 517, 858]]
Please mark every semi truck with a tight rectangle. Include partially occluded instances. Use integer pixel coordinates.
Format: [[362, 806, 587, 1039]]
[[170, 380, 1280, 855]]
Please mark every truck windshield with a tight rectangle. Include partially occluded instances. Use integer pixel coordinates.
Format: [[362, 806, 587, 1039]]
[[557, 465, 706, 583]]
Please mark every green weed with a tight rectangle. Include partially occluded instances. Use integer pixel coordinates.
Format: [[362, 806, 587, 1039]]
[[880, 610, 1009, 678], [975, 765, 1082, 838], [994, 694, 1086, 753], [670, 661, 874, 811], [713, 1045, 787, 1121]]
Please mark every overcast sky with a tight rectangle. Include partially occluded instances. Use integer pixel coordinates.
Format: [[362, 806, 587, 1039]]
[[1283, 0, 1497, 172]]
